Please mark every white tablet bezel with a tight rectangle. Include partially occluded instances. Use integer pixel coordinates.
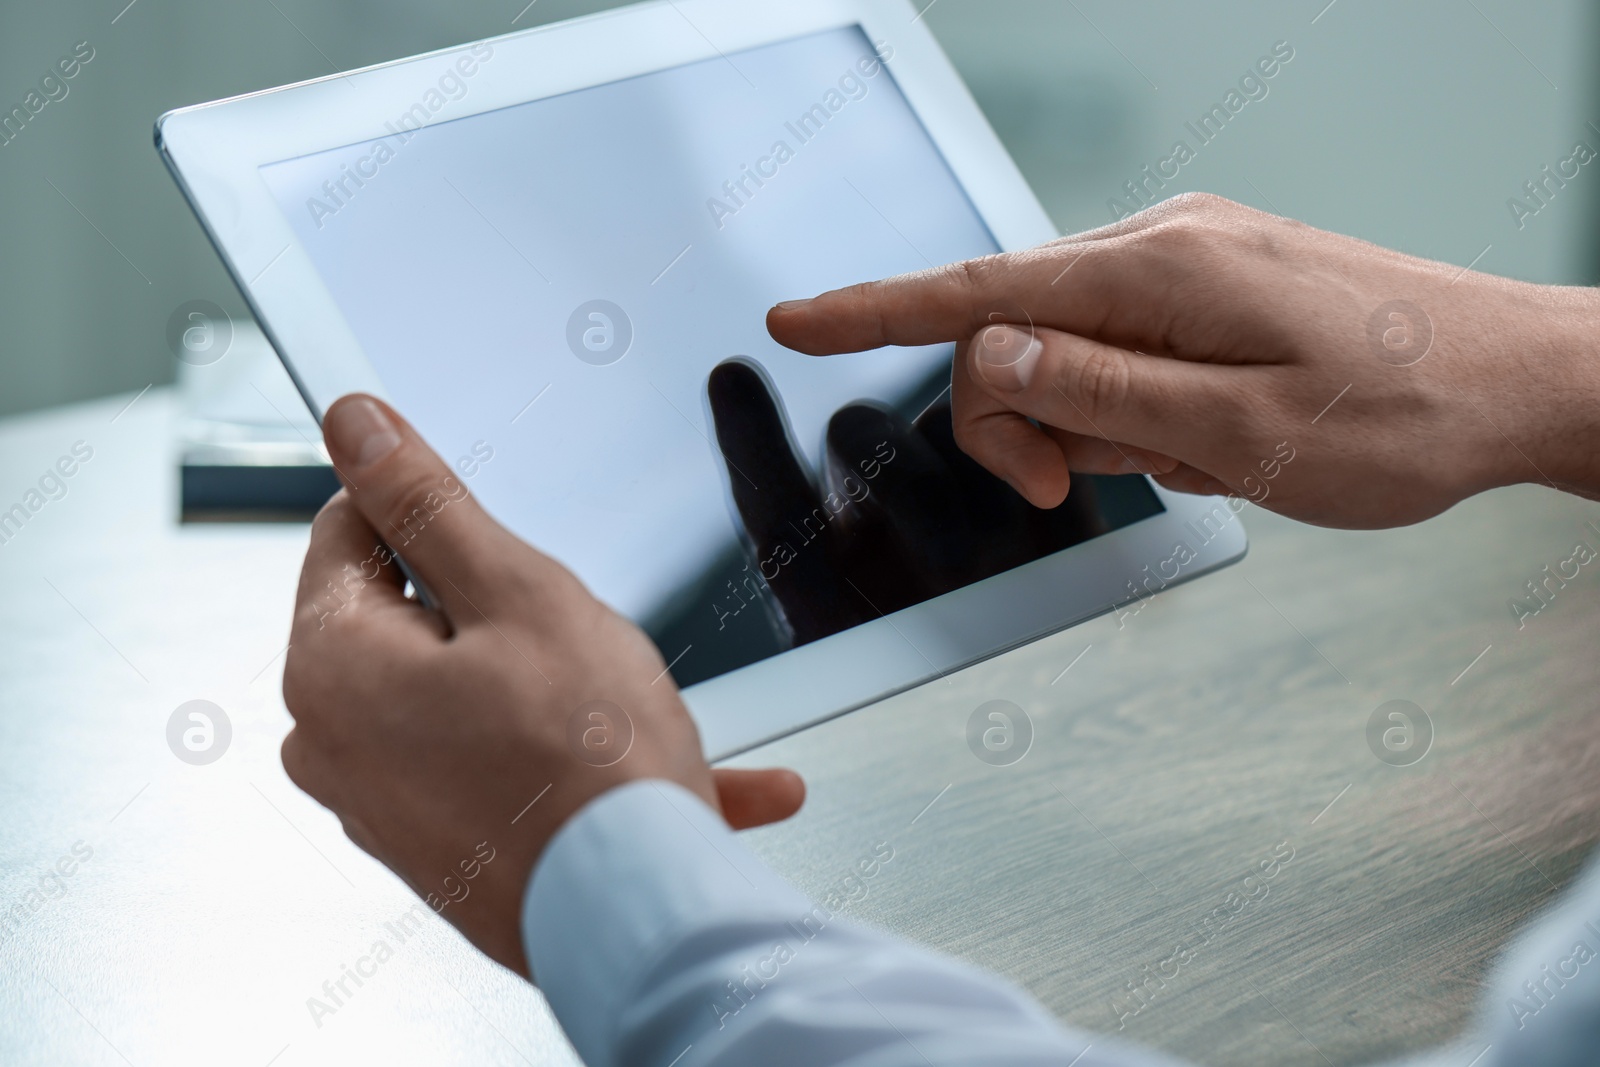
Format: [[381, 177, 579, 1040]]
[[157, 0, 1247, 760]]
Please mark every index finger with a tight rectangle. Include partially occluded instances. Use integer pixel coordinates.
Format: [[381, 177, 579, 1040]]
[[293, 489, 411, 628], [286, 491, 447, 715], [766, 236, 1164, 356]]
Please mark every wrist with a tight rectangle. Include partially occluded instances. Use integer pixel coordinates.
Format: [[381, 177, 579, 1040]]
[[1524, 284, 1600, 496]]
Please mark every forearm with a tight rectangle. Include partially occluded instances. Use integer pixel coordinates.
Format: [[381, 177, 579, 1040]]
[[522, 780, 1176, 1067]]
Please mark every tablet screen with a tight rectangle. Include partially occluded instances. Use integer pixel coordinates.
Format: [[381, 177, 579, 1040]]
[[258, 24, 1162, 686]]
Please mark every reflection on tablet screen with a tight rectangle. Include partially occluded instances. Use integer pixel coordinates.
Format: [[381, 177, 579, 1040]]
[[258, 24, 1163, 687]]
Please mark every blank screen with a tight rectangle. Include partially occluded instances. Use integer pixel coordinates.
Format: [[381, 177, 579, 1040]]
[[259, 25, 1162, 686]]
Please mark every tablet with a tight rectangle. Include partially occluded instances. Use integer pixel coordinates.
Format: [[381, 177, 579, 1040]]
[[156, 0, 1247, 760]]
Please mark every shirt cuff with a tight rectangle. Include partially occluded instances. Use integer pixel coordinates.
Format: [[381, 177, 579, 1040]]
[[521, 779, 812, 1067]]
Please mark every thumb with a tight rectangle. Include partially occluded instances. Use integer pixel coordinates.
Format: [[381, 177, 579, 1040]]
[[965, 323, 1235, 466], [321, 394, 533, 623], [713, 767, 806, 830]]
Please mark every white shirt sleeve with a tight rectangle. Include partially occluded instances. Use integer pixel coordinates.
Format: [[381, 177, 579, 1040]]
[[521, 780, 1181, 1067], [521, 779, 1600, 1067]]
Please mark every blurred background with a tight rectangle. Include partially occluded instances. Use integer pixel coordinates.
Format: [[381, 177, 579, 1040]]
[[1, 0, 1595, 420], [2, 6, 1598, 1064]]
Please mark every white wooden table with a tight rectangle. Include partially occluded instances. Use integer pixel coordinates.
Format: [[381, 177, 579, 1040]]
[[3, 386, 1597, 1066]]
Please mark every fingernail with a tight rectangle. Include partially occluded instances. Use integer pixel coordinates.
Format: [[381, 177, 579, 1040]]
[[975, 325, 1041, 391], [327, 396, 402, 469], [774, 298, 812, 311]]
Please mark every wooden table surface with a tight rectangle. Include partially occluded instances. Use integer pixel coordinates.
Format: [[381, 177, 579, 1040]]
[[3, 386, 1598, 1066]]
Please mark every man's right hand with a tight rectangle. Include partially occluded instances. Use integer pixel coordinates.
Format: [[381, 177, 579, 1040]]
[[768, 192, 1600, 529]]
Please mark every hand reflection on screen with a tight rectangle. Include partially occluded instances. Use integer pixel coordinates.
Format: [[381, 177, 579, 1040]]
[[705, 358, 1108, 649]]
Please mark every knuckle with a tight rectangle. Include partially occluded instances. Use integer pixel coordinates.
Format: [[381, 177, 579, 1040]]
[[380, 467, 454, 540], [517, 554, 591, 617], [1142, 213, 1214, 255], [947, 255, 1003, 324], [950, 410, 981, 456], [280, 640, 357, 729], [1238, 210, 1309, 262], [281, 728, 337, 807], [1068, 345, 1132, 421], [308, 489, 353, 538], [950, 414, 1004, 472], [291, 588, 333, 636], [1163, 190, 1232, 217], [1128, 213, 1238, 284], [857, 279, 894, 349], [280, 647, 313, 720], [950, 254, 995, 291], [280, 728, 311, 789], [291, 572, 354, 640], [1138, 192, 1243, 244], [339, 816, 376, 858]]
